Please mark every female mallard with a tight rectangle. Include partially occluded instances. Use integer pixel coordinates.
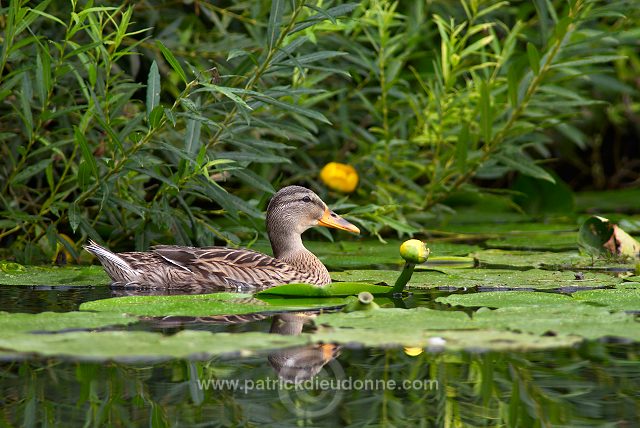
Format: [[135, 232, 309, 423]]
[[85, 186, 359, 289]]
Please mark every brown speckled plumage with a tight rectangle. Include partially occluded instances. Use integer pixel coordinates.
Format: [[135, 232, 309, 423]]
[[84, 186, 359, 290]]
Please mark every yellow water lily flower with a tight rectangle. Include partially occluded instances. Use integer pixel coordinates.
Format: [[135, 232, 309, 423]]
[[319, 162, 358, 193]]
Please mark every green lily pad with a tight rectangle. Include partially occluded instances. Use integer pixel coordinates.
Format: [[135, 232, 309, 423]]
[[485, 233, 578, 251], [0, 330, 308, 361], [573, 288, 640, 311], [436, 291, 573, 308], [335, 268, 621, 290], [256, 282, 392, 297], [313, 302, 640, 351], [0, 264, 110, 286], [0, 311, 134, 333], [80, 292, 343, 317], [429, 222, 575, 236], [312, 306, 582, 350], [312, 325, 580, 351], [473, 305, 640, 341], [435, 280, 629, 308], [471, 249, 596, 270]]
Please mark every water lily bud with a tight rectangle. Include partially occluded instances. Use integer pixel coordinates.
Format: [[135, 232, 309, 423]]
[[399, 239, 430, 264], [342, 292, 379, 312], [357, 291, 374, 304], [320, 162, 359, 193]]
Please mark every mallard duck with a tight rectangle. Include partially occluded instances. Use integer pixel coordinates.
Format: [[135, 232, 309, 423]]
[[84, 185, 359, 289]]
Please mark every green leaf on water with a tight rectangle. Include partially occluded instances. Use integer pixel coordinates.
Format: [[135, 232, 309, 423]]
[[256, 282, 392, 297], [0, 330, 308, 361], [436, 291, 573, 308], [573, 288, 640, 311], [80, 292, 346, 316], [0, 264, 109, 286], [0, 311, 134, 333]]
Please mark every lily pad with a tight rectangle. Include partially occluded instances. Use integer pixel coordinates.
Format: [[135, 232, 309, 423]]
[[436, 291, 573, 308], [256, 282, 392, 297], [80, 292, 344, 317], [311, 325, 580, 351], [313, 303, 640, 351], [312, 307, 582, 351], [485, 233, 578, 251], [473, 305, 640, 341], [334, 268, 621, 290], [0, 311, 134, 333], [572, 288, 640, 311], [0, 264, 110, 286], [471, 249, 593, 270], [0, 330, 308, 361], [429, 222, 575, 236]]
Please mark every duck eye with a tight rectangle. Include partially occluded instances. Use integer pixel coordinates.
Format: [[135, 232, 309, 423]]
[[302, 196, 312, 203]]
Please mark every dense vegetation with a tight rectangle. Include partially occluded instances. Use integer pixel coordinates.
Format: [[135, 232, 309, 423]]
[[1, 0, 638, 263]]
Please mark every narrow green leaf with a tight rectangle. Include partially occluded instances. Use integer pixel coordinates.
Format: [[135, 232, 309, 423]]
[[456, 124, 469, 171], [551, 55, 624, 69], [155, 40, 188, 85], [12, 159, 52, 185], [479, 79, 492, 143], [267, 0, 285, 50], [253, 95, 331, 124], [460, 35, 494, 59], [232, 169, 275, 194], [148, 105, 164, 129], [19, 74, 33, 141], [68, 203, 80, 233], [74, 127, 98, 178], [291, 4, 360, 34], [496, 153, 555, 183], [35, 47, 51, 107], [195, 84, 253, 111], [184, 118, 202, 156], [527, 42, 541, 75], [146, 60, 160, 121]]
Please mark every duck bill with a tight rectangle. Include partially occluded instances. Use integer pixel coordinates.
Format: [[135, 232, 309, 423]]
[[318, 208, 360, 234]]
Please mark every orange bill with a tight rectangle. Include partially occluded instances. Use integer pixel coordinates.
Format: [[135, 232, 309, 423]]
[[318, 208, 360, 234]]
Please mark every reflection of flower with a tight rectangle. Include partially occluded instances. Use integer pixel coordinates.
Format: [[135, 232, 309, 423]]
[[319, 162, 358, 193], [404, 347, 423, 357]]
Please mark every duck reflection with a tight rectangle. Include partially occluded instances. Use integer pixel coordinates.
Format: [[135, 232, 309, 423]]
[[137, 310, 340, 381], [267, 313, 341, 382]]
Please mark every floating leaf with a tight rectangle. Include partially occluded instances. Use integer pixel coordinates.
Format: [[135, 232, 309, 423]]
[[0, 330, 307, 361], [80, 292, 345, 316], [256, 282, 392, 297], [0, 311, 134, 333], [0, 265, 109, 286]]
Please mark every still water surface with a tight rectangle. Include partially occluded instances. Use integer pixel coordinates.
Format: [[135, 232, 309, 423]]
[[0, 285, 638, 426]]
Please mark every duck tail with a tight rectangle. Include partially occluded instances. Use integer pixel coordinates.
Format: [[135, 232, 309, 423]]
[[84, 239, 134, 282]]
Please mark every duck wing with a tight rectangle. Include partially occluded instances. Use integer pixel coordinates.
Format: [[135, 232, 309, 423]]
[[150, 245, 298, 287]]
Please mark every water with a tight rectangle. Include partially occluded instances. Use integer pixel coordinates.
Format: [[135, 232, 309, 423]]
[[0, 285, 638, 426]]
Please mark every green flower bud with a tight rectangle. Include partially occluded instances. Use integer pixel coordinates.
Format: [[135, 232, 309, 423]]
[[399, 239, 430, 264]]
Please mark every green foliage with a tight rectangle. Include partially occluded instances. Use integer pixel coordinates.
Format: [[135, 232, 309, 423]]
[[0, 0, 635, 262]]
